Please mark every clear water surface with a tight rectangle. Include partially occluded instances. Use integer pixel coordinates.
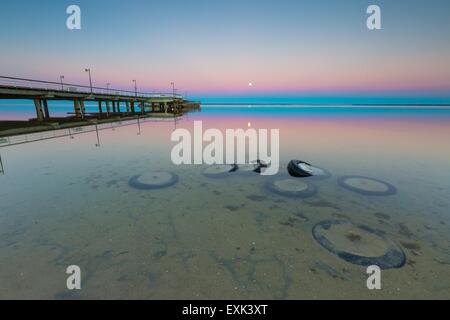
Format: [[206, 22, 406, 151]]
[[0, 105, 449, 299]]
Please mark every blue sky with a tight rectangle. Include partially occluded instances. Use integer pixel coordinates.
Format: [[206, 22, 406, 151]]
[[0, 0, 449, 104]]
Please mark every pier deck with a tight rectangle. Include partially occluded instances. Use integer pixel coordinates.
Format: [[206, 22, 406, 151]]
[[0, 76, 200, 136]]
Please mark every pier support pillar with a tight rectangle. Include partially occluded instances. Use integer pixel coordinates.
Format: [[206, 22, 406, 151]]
[[151, 103, 155, 112], [140, 102, 145, 115], [80, 100, 86, 117], [117, 101, 121, 113], [34, 99, 44, 122], [98, 101, 103, 115], [74, 100, 82, 118], [126, 102, 130, 113], [106, 101, 111, 117], [164, 102, 168, 114], [42, 99, 50, 119], [131, 102, 135, 113], [112, 101, 117, 113]]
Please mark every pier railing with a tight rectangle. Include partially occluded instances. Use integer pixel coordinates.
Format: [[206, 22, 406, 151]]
[[0, 76, 183, 99]]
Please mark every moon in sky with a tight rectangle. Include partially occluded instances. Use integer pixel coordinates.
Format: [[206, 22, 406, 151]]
[[248, 82, 253, 87]]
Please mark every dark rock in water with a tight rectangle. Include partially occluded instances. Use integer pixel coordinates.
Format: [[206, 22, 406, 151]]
[[237, 160, 267, 175], [287, 160, 332, 180], [202, 164, 238, 178]]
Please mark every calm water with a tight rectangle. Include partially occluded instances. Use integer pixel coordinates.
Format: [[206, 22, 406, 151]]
[[1, 106, 450, 299]]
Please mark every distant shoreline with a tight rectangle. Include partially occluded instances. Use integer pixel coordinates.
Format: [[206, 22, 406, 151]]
[[202, 103, 450, 107]]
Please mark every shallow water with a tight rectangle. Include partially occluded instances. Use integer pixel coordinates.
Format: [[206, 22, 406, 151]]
[[1, 106, 450, 299]]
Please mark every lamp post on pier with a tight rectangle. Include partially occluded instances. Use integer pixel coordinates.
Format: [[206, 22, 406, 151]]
[[85, 68, 93, 93], [60, 75, 65, 91], [171, 82, 175, 98], [133, 80, 137, 98], [171, 82, 177, 114]]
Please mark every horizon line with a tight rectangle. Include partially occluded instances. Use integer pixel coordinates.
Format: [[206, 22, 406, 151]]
[[201, 103, 450, 107]]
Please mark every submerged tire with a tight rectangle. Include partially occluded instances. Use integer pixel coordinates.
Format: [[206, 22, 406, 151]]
[[129, 171, 179, 190], [267, 178, 317, 198], [312, 220, 406, 269], [202, 164, 238, 178], [338, 176, 397, 196], [287, 160, 331, 180]]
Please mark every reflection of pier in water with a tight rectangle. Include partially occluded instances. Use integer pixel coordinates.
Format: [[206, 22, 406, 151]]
[[0, 115, 181, 148], [0, 75, 200, 174], [0, 153, 4, 174], [0, 115, 182, 174], [0, 75, 201, 137]]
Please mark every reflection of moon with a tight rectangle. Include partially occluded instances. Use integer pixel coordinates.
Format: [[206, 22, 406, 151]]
[[247, 122, 251, 127]]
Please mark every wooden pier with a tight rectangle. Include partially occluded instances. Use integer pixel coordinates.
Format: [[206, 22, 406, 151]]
[[0, 76, 200, 136]]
